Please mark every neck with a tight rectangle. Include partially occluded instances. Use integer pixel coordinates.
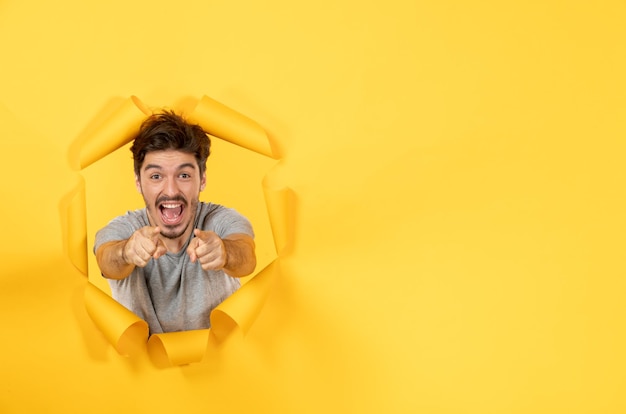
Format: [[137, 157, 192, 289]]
[[161, 231, 192, 254], [145, 212, 195, 254]]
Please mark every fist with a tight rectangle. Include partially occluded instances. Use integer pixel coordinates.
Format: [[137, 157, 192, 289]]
[[187, 229, 227, 271], [123, 226, 167, 267]]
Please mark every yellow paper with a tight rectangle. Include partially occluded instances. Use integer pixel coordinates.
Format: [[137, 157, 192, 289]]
[[59, 176, 88, 275], [83, 282, 149, 356], [263, 180, 295, 256], [2, 1, 626, 412], [147, 330, 209, 368], [210, 260, 278, 342], [76, 96, 148, 170], [187, 95, 278, 159]]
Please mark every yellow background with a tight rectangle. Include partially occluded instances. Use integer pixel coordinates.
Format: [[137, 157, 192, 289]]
[[1, 0, 625, 412]]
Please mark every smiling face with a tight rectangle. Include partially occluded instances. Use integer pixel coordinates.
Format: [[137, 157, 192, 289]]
[[136, 149, 206, 250]]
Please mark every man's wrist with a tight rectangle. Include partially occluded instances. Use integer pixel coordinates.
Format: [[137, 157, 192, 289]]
[[120, 242, 129, 265], [222, 251, 229, 270]]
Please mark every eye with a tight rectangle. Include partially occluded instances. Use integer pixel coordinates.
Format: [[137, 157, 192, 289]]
[[179, 173, 191, 179], [149, 173, 161, 180]]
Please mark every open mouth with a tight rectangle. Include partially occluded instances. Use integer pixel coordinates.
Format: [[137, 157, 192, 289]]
[[159, 202, 185, 225]]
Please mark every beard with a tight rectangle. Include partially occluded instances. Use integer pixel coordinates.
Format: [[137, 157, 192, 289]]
[[145, 194, 200, 241], [159, 221, 190, 240]]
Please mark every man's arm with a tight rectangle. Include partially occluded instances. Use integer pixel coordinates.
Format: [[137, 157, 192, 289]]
[[222, 233, 257, 277], [95, 240, 135, 280], [96, 226, 167, 280], [187, 229, 256, 277]]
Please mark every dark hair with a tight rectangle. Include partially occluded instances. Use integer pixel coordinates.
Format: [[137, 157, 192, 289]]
[[130, 110, 211, 176]]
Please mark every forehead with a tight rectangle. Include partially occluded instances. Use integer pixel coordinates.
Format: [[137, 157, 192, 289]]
[[141, 150, 198, 170]]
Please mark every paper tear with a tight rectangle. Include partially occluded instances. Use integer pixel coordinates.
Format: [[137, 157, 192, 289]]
[[73, 95, 290, 366], [187, 95, 278, 159]]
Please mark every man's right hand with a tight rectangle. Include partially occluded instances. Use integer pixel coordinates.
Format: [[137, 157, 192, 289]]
[[122, 226, 167, 267]]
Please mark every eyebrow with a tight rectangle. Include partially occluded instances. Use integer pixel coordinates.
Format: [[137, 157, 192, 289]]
[[143, 162, 197, 171]]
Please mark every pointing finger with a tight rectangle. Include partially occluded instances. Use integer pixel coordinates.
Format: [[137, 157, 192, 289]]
[[187, 237, 200, 262], [153, 238, 167, 259], [150, 226, 161, 240]]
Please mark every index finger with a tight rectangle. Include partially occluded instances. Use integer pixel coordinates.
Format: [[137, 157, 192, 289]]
[[138, 225, 160, 238], [193, 228, 208, 242]]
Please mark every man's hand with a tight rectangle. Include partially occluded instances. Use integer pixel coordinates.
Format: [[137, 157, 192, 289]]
[[187, 229, 227, 271], [96, 226, 167, 280], [123, 226, 167, 267], [187, 229, 256, 277]]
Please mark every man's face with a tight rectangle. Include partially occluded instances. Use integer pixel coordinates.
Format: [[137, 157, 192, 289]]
[[136, 149, 206, 242]]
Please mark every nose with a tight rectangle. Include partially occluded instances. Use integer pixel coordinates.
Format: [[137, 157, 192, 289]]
[[164, 177, 180, 196]]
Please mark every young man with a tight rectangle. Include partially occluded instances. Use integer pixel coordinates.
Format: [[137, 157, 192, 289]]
[[94, 110, 256, 334]]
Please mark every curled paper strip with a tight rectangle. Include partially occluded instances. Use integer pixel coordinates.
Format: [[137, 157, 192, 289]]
[[84, 282, 149, 356], [210, 260, 277, 342], [78, 96, 147, 169], [263, 180, 295, 256], [60, 176, 88, 275], [147, 330, 210, 368], [187, 95, 278, 159]]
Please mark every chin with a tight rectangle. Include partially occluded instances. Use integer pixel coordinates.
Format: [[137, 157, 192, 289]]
[[160, 225, 188, 240], [155, 215, 190, 238]]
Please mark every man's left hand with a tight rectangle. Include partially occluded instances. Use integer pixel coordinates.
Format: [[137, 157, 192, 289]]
[[187, 229, 227, 271]]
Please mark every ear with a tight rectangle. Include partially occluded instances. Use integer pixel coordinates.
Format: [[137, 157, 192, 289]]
[[200, 172, 206, 192], [135, 174, 142, 194]]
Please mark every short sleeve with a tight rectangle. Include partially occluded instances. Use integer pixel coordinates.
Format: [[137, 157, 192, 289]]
[[198, 205, 254, 239], [93, 210, 148, 253]]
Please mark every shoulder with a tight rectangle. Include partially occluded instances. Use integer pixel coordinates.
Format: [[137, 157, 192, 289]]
[[109, 208, 150, 230], [94, 208, 149, 247], [196, 202, 254, 237], [197, 201, 244, 221], [197, 201, 222, 216]]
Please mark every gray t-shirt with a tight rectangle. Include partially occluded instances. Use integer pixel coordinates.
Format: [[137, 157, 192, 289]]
[[94, 202, 254, 334]]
